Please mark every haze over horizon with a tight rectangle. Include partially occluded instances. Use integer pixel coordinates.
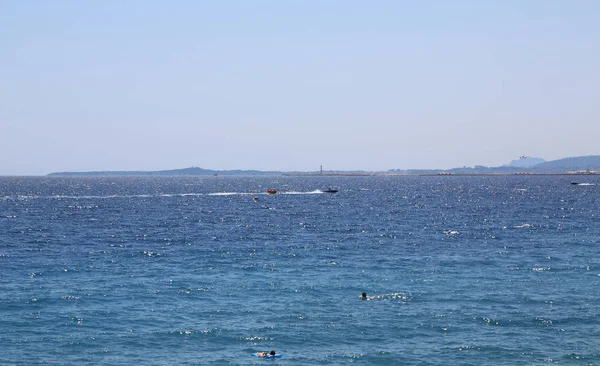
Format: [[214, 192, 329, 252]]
[[2, 1, 599, 176]]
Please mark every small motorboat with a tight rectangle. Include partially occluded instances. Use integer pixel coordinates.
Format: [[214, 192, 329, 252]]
[[322, 187, 338, 193], [266, 189, 277, 194]]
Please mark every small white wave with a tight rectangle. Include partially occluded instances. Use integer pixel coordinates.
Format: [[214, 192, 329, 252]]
[[514, 224, 532, 229], [577, 183, 595, 186], [242, 336, 273, 341], [444, 230, 460, 235], [68, 205, 99, 210], [61, 295, 80, 300], [177, 287, 207, 295]]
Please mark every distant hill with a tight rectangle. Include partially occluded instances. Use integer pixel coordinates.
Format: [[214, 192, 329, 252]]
[[388, 155, 600, 175], [530, 155, 600, 173], [444, 155, 600, 174]]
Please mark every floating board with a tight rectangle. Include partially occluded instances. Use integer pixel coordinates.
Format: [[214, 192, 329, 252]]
[[252, 353, 283, 358]]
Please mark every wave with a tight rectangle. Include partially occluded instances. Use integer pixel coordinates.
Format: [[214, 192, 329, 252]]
[[513, 223, 532, 229], [444, 230, 460, 236]]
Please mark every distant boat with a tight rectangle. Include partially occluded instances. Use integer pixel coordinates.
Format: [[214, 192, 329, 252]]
[[322, 187, 338, 193], [266, 189, 277, 194]]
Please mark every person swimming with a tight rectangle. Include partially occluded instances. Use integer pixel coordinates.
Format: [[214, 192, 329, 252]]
[[361, 292, 367, 299], [256, 350, 276, 357]]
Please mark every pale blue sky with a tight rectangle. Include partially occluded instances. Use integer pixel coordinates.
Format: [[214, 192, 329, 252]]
[[1, 0, 599, 175]]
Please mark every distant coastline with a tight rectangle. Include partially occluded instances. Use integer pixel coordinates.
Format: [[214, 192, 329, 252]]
[[285, 172, 599, 177], [47, 155, 600, 177]]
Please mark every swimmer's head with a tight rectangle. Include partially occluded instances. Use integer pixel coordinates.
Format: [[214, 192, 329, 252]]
[[362, 292, 367, 298], [270, 350, 276, 355]]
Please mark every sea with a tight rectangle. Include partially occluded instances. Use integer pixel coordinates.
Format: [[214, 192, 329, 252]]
[[1, 175, 599, 365]]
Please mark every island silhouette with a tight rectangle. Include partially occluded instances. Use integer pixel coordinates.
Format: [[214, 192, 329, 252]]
[[47, 155, 600, 176]]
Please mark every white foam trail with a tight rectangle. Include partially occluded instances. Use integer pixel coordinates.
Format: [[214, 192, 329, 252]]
[[10, 193, 200, 200], [6, 190, 329, 200], [208, 192, 256, 196]]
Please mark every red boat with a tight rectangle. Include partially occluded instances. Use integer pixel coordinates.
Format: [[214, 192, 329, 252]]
[[266, 189, 277, 194]]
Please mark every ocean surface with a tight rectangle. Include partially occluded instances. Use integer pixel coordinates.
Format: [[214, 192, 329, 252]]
[[1, 175, 599, 365]]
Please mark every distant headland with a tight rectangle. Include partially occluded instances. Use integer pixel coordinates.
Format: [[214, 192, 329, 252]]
[[47, 155, 600, 177]]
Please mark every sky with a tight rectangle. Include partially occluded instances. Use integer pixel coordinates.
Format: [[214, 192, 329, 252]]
[[1, 0, 599, 175]]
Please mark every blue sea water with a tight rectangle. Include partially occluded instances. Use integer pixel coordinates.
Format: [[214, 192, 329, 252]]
[[1, 175, 599, 365]]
